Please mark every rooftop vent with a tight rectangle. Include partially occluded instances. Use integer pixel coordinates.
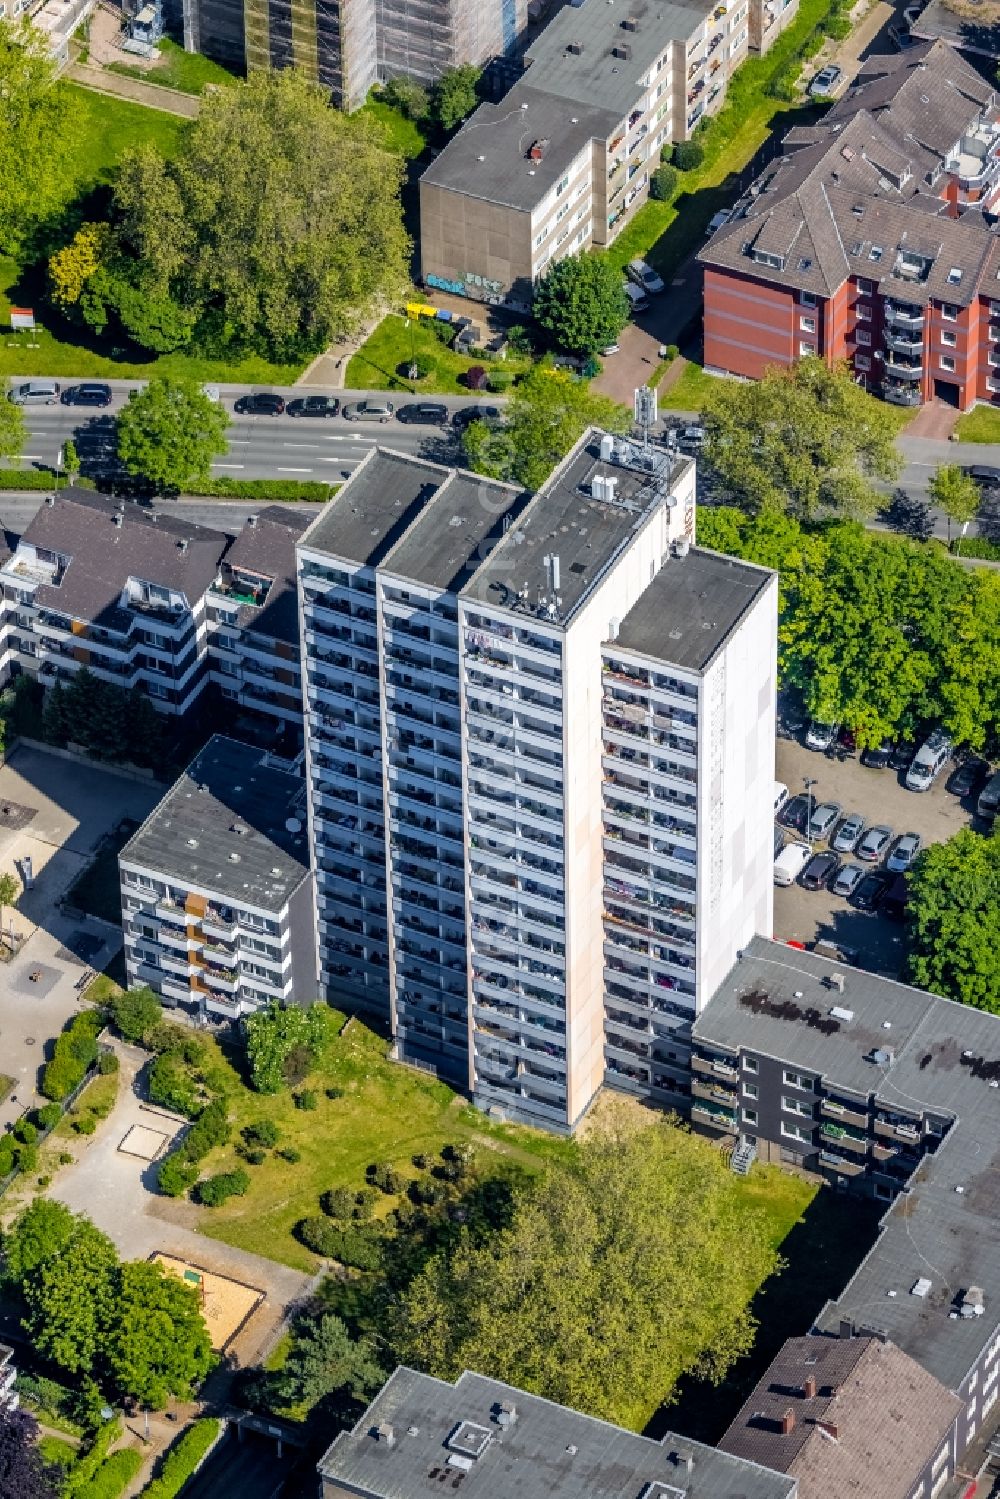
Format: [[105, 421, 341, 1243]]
[[44, 494, 55, 506], [113, 514, 123, 528], [186, 838, 198, 848], [829, 1004, 853, 1023], [228, 851, 240, 863], [911, 1278, 932, 1298], [960, 1287, 986, 1318], [230, 822, 249, 836], [494, 1401, 517, 1431], [612, 41, 632, 58], [670, 1451, 694, 1473], [528, 139, 548, 161], [567, 39, 584, 53], [446, 1422, 492, 1461], [177, 539, 189, 554], [373, 1422, 396, 1447], [622, 12, 639, 27], [247, 514, 258, 528], [826, 972, 845, 993]]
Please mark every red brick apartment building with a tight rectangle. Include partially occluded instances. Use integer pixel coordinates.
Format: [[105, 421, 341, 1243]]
[[699, 40, 1000, 409]]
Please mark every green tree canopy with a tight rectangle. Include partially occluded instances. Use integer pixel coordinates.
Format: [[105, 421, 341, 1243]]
[[110, 986, 162, 1044], [104, 1261, 214, 1407], [0, 1404, 60, 1499], [21, 1218, 118, 1374], [279, 1312, 384, 1410], [116, 377, 229, 493], [244, 1000, 332, 1093], [1, 1199, 78, 1286], [702, 357, 902, 520], [462, 365, 631, 491], [929, 463, 980, 539], [1, 380, 26, 465], [431, 65, 481, 131], [394, 1121, 777, 1428], [534, 253, 630, 358], [80, 71, 409, 361], [907, 827, 1000, 1012], [0, 21, 73, 255]]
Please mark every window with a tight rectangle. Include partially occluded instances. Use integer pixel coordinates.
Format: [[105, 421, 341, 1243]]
[[940, 355, 956, 372], [856, 328, 871, 346], [799, 341, 816, 357], [742, 1108, 759, 1125], [556, 173, 570, 196], [869, 245, 883, 262], [800, 315, 816, 333], [781, 1121, 812, 1141], [856, 277, 875, 295], [742, 1056, 758, 1073], [940, 330, 957, 347], [783, 1095, 813, 1117], [743, 1082, 759, 1100], [947, 267, 963, 284], [855, 354, 871, 370], [783, 1069, 812, 1090], [940, 302, 958, 321], [856, 302, 872, 320], [799, 291, 817, 307], [873, 1182, 894, 1201]]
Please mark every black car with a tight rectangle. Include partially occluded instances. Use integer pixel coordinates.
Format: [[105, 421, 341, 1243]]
[[948, 756, 989, 799], [890, 740, 916, 772], [452, 404, 500, 432], [800, 851, 840, 890], [860, 738, 894, 769], [780, 793, 811, 833], [853, 871, 892, 911], [62, 382, 112, 407], [235, 392, 286, 415], [288, 395, 340, 418], [966, 464, 1000, 490], [396, 402, 449, 426]]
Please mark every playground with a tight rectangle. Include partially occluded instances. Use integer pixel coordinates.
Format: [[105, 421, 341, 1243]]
[[152, 1254, 265, 1353]]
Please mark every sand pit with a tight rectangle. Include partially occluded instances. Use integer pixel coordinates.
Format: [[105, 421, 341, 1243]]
[[152, 1253, 265, 1351], [118, 1124, 169, 1161]]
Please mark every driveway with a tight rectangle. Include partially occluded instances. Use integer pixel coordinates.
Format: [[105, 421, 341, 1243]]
[[772, 734, 974, 976]]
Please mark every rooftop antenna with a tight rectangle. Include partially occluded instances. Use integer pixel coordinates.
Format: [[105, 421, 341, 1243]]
[[634, 385, 657, 456]]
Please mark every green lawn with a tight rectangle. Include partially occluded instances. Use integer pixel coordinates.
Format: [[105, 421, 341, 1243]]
[[658, 360, 731, 411], [107, 38, 238, 96], [346, 311, 531, 395], [955, 404, 1000, 442], [64, 821, 139, 925], [57, 80, 187, 191], [359, 97, 428, 159]]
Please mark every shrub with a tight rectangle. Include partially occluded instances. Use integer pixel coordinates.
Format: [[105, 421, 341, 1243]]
[[195, 1169, 250, 1206], [16, 1143, 37, 1171], [72, 1448, 144, 1499], [664, 344, 680, 361], [41, 1010, 103, 1099], [37, 1174, 51, 1188], [181, 477, 333, 503], [659, 143, 674, 164], [110, 986, 162, 1044], [321, 1186, 356, 1219], [73, 1115, 96, 1135], [802, 27, 824, 58], [429, 319, 455, 346], [826, 13, 851, 37], [36, 1103, 62, 1130], [243, 1120, 279, 1149], [296, 1218, 382, 1269], [768, 62, 799, 101], [15, 1119, 37, 1145], [505, 324, 533, 355], [673, 139, 704, 171], [952, 535, 1000, 560], [156, 1154, 199, 1198], [325, 1086, 343, 1100], [487, 370, 512, 394], [0, 1143, 14, 1177], [148, 1052, 200, 1117], [143, 1420, 222, 1499], [183, 1098, 231, 1160], [239, 1146, 266, 1165], [406, 354, 433, 378], [353, 1187, 378, 1221], [412, 1152, 429, 1169], [649, 164, 678, 201], [59, 1151, 74, 1165], [278, 1147, 301, 1163], [294, 1088, 318, 1111], [465, 365, 487, 390], [97, 1051, 119, 1075]]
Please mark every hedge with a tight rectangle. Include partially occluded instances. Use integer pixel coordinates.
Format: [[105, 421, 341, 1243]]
[[72, 1449, 144, 1499], [143, 1419, 222, 1499], [296, 1217, 383, 1269], [185, 477, 335, 502], [0, 471, 96, 492], [41, 1009, 105, 1100], [952, 536, 1000, 561]]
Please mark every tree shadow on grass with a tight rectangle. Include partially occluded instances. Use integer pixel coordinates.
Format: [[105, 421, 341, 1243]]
[[650, 1186, 883, 1444]]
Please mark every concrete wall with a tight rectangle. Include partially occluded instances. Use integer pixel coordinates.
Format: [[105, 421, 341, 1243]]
[[420, 181, 534, 304]]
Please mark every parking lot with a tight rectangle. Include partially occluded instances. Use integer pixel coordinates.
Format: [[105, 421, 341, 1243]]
[[772, 733, 977, 978]]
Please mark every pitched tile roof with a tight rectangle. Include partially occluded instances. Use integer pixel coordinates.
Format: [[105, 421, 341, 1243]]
[[222, 505, 311, 645]]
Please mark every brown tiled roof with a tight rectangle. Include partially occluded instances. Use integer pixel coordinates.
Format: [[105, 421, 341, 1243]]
[[719, 1334, 962, 1499]]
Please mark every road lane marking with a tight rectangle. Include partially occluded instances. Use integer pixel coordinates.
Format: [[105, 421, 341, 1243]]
[[278, 466, 311, 473], [282, 443, 322, 449], [214, 463, 246, 469]]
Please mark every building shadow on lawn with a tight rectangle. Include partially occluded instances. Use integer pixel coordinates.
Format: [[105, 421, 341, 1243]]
[[651, 1187, 883, 1445]]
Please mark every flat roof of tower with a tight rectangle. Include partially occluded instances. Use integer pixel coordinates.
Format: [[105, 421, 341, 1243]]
[[298, 450, 445, 568], [611, 546, 775, 672], [382, 470, 529, 593]]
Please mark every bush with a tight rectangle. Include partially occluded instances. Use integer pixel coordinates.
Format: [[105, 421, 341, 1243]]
[[649, 164, 678, 202], [72, 1448, 144, 1499], [176, 476, 334, 503], [59, 1151, 74, 1165], [36, 1103, 62, 1130], [664, 344, 679, 361], [41, 1010, 103, 1100], [486, 370, 512, 394], [110, 986, 161, 1044], [325, 1086, 343, 1101], [296, 1218, 382, 1269], [373, 1164, 407, 1195], [15, 1119, 37, 1145], [673, 139, 704, 171], [768, 60, 800, 101], [183, 1098, 231, 1161], [73, 1115, 96, 1135], [143, 1420, 222, 1499], [825, 13, 851, 37], [802, 27, 824, 58], [294, 1088, 318, 1111], [407, 354, 434, 378], [0, 1143, 14, 1177], [953, 536, 1000, 560], [321, 1186, 356, 1219], [16, 1143, 38, 1171], [412, 1152, 429, 1169], [195, 1169, 250, 1206], [148, 1052, 200, 1117], [353, 1187, 378, 1221], [156, 1154, 199, 1198], [278, 1147, 301, 1163], [243, 1120, 279, 1149], [98, 1052, 119, 1075], [239, 1146, 266, 1165], [659, 143, 674, 164], [428, 319, 455, 346], [465, 365, 487, 390]]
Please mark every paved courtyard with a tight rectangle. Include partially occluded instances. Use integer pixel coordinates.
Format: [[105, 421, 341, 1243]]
[[773, 734, 975, 977], [0, 746, 161, 1131]]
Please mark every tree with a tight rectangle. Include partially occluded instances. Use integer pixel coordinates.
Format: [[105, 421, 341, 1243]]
[[116, 377, 229, 494], [48, 223, 110, 312], [702, 357, 902, 520], [0, 20, 74, 255], [0, 1405, 60, 1499], [649, 164, 678, 201], [381, 76, 430, 121], [929, 463, 980, 546], [907, 827, 1000, 1013], [244, 1000, 332, 1093], [110, 986, 162, 1044], [21, 1218, 117, 1374], [104, 1260, 214, 1408], [534, 254, 630, 358], [432, 65, 481, 132], [1, 1200, 78, 1286], [673, 139, 704, 170], [96, 71, 410, 361], [463, 365, 631, 491], [0, 380, 26, 466], [279, 1312, 383, 1410], [0, 870, 19, 948], [395, 1121, 777, 1427], [61, 439, 79, 485]]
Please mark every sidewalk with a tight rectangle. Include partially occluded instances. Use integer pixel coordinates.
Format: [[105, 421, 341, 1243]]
[[67, 61, 200, 118]]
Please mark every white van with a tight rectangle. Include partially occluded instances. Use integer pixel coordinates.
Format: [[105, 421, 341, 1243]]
[[774, 842, 811, 886], [9, 380, 59, 405], [773, 781, 789, 816], [906, 728, 952, 792]]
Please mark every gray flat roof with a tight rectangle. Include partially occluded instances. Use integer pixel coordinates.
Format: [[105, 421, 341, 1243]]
[[420, 85, 619, 211], [317, 1367, 796, 1499], [522, 0, 712, 115], [696, 936, 1000, 1392], [382, 470, 529, 593], [911, 0, 1000, 58], [613, 546, 774, 673], [298, 450, 445, 568], [461, 431, 689, 625], [120, 736, 310, 913]]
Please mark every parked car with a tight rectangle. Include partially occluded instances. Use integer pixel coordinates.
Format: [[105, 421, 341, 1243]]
[[965, 464, 1000, 491], [452, 404, 500, 432], [62, 382, 112, 407], [627, 258, 665, 295], [706, 209, 731, 235], [853, 871, 892, 911], [342, 399, 394, 423], [809, 64, 842, 97], [774, 826, 786, 858], [622, 281, 649, 314], [977, 769, 1000, 823], [801, 850, 840, 890], [887, 832, 922, 873], [857, 823, 893, 863], [906, 728, 953, 792], [235, 392, 285, 415], [774, 841, 812, 887], [288, 395, 340, 418], [831, 863, 864, 899], [773, 781, 790, 817], [781, 793, 811, 832], [832, 813, 866, 853], [807, 801, 841, 842], [805, 719, 839, 751], [890, 740, 916, 772], [836, 727, 857, 756], [948, 756, 989, 799], [882, 873, 909, 921], [861, 738, 894, 770], [396, 402, 449, 426], [8, 380, 59, 405], [676, 425, 706, 451], [779, 700, 808, 739]]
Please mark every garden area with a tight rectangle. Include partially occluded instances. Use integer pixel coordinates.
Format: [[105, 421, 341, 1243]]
[[345, 311, 533, 396], [955, 404, 1000, 443]]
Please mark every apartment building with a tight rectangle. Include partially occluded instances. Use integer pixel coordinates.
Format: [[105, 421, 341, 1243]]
[[420, 0, 797, 306], [0, 1343, 17, 1411], [119, 735, 315, 1019], [186, 0, 527, 108], [700, 41, 1000, 410], [317, 1366, 798, 1499], [692, 936, 1000, 1462]]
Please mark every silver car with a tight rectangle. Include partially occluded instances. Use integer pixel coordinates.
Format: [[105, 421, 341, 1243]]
[[831, 863, 864, 898], [807, 801, 841, 842], [832, 813, 865, 853], [886, 832, 921, 872], [342, 399, 394, 423]]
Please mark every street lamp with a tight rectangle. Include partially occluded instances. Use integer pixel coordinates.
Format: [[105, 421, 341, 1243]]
[[803, 776, 817, 849]]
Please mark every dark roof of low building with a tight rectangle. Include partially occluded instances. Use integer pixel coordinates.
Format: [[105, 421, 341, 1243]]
[[911, 0, 1000, 61], [696, 936, 1000, 1394], [120, 735, 311, 912], [221, 506, 311, 645], [317, 1367, 797, 1499], [421, 85, 619, 212], [13, 489, 227, 631], [298, 450, 443, 569], [719, 1334, 962, 1499], [612, 546, 774, 673]]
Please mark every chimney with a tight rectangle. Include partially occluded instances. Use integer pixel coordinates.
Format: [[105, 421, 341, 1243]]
[[815, 1420, 839, 1440], [373, 1422, 396, 1447], [612, 41, 632, 59], [670, 1450, 694, 1473], [496, 1401, 517, 1430], [567, 39, 583, 53], [247, 513, 258, 528], [802, 1376, 817, 1400], [44, 494, 55, 506], [780, 1409, 795, 1436], [839, 1319, 853, 1340], [622, 13, 639, 27], [177, 538, 189, 554]]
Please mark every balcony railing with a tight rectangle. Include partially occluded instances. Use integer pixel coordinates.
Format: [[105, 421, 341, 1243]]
[[883, 302, 925, 329]]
